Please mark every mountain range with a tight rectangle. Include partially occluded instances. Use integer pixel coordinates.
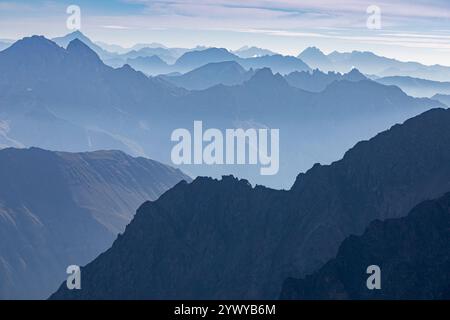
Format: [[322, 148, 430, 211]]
[[232, 46, 277, 58], [159, 62, 368, 92], [166, 48, 311, 75], [285, 68, 367, 92], [0, 35, 183, 156], [160, 61, 256, 90], [50, 107, 450, 300], [299, 47, 450, 82], [375, 76, 450, 98], [32, 32, 450, 83], [432, 94, 450, 106], [52, 32, 309, 76], [0, 147, 190, 300], [0, 35, 443, 188], [281, 192, 450, 300]]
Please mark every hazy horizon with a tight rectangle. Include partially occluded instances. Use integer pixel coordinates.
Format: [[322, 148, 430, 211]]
[[0, 0, 450, 66]]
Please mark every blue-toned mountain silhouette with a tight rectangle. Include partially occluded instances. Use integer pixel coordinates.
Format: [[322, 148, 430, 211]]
[[281, 192, 450, 300], [50, 108, 450, 300], [376, 76, 450, 98], [53, 31, 110, 57], [233, 46, 276, 58], [0, 35, 443, 188], [299, 47, 450, 82], [126, 55, 171, 75], [168, 68, 442, 187], [285, 68, 367, 92], [432, 94, 450, 106], [172, 48, 311, 74], [0, 147, 190, 300], [161, 61, 255, 90]]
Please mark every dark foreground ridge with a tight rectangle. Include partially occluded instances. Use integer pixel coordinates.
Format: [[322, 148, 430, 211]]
[[51, 108, 450, 300], [281, 192, 450, 300]]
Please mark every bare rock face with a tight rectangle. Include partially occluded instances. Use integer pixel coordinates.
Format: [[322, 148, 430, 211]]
[[51, 108, 450, 300], [281, 192, 450, 300]]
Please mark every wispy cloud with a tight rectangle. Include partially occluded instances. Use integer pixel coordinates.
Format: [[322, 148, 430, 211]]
[[101, 25, 133, 30], [1, 0, 450, 65]]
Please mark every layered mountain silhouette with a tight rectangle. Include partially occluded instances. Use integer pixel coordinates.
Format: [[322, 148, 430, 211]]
[[161, 61, 255, 90], [0, 147, 190, 300], [167, 68, 442, 187], [168, 48, 311, 75], [0, 35, 443, 188], [53, 31, 111, 59], [281, 192, 450, 300], [50, 108, 450, 300], [299, 47, 450, 82], [123, 46, 183, 64], [285, 68, 367, 92], [174, 48, 239, 72], [376, 76, 450, 98], [48, 32, 450, 82], [163, 64, 368, 93], [432, 94, 450, 106], [0, 35, 183, 157], [233, 46, 276, 58], [119, 45, 309, 75], [126, 55, 171, 75]]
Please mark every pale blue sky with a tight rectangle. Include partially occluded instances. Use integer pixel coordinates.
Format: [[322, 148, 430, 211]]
[[1, 0, 450, 65]]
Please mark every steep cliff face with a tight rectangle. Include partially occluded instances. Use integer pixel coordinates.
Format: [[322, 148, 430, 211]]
[[51, 108, 450, 300], [281, 192, 450, 300], [0, 147, 190, 300]]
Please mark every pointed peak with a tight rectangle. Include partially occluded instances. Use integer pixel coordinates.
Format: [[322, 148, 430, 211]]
[[66, 30, 84, 37], [67, 39, 102, 64], [119, 63, 135, 71], [64, 30, 89, 40], [53, 31, 99, 50], [344, 68, 367, 81], [67, 38, 91, 51]]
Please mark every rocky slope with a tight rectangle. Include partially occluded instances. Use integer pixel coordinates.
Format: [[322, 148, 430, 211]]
[[281, 192, 450, 300], [0, 147, 190, 299], [50, 108, 450, 300]]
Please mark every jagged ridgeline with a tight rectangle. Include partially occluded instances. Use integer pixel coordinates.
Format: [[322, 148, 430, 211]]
[[281, 192, 450, 300], [0, 35, 443, 189], [51, 108, 450, 300]]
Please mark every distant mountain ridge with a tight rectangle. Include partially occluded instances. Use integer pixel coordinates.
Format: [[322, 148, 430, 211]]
[[0, 147, 190, 300], [0, 35, 443, 188], [432, 94, 450, 106], [299, 47, 450, 82], [160, 61, 256, 90], [285, 68, 367, 92], [233, 46, 277, 58], [172, 48, 311, 75], [0, 35, 184, 157], [50, 108, 450, 300], [375, 76, 450, 98], [281, 192, 450, 300]]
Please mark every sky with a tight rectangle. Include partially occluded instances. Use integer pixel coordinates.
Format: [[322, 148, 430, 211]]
[[0, 0, 450, 66]]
